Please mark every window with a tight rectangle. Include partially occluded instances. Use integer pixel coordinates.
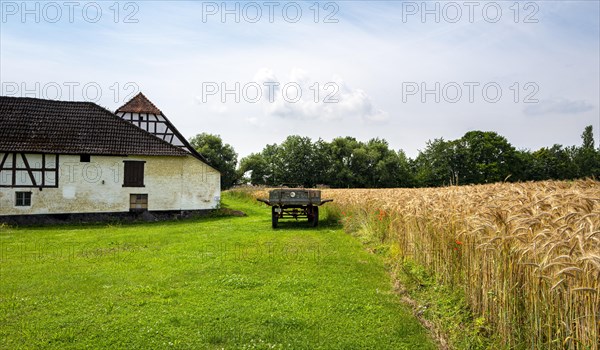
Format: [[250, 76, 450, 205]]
[[80, 154, 90, 162], [123, 161, 145, 187], [129, 194, 148, 211], [16, 192, 32, 206]]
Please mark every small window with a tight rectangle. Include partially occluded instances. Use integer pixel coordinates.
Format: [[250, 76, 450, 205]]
[[16, 192, 32, 206], [123, 161, 145, 187], [130, 194, 148, 211], [80, 154, 91, 162], [139, 116, 145, 121]]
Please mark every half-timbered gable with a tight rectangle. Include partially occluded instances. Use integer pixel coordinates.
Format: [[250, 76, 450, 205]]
[[0, 95, 220, 218], [115, 93, 210, 163]]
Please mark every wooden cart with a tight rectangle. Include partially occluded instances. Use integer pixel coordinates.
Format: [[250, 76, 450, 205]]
[[257, 189, 333, 228]]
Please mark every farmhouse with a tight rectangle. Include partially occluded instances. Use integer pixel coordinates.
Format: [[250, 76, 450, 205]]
[[0, 93, 220, 221]]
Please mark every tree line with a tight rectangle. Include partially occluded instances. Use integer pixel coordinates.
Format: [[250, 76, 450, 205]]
[[189, 126, 600, 189]]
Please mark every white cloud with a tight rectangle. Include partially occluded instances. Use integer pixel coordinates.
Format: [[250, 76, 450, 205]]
[[524, 98, 595, 116], [253, 67, 280, 103], [252, 68, 388, 123]]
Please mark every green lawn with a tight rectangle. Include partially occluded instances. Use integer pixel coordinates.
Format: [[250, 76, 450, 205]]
[[0, 193, 435, 349]]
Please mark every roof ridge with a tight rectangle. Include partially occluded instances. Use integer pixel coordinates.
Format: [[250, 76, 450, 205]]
[[1, 95, 98, 104]]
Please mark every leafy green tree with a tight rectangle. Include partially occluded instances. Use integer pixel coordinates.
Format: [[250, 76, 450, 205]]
[[413, 138, 455, 187], [414, 132, 518, 186], [189, 133, 238, 189], [238, 153, 269, 185], [325, 137, 360, 187], [276, 135, 321, 187], [260, 144, 283, 186], [349, 145, 370, 187], [364, 138, 407, 188], [396, 150, 415, 187], [239, 136, 324, 188], [530, 145, 577, 180], [311, 139, 332, 186], [455, 131, 517, 184], [512, 149, 536, 181], [581, 125, 595, 150], [574, 125, 600, 178]]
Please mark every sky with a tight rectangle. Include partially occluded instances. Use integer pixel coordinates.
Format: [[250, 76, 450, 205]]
[[1, 0, 599, 159]]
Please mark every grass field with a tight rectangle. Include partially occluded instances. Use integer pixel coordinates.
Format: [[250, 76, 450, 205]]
[[0, 193, 435, 349]]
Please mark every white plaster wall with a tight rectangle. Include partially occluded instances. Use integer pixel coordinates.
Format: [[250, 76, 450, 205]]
[[0, 154, 220, 216], [143, 155, 220, 211]]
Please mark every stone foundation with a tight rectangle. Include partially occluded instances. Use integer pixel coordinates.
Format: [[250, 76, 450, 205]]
[[0, 210, 216, 226]]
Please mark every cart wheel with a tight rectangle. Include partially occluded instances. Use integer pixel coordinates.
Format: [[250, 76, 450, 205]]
[[272, 206, 279, 229], [311, 206, 319, 227]]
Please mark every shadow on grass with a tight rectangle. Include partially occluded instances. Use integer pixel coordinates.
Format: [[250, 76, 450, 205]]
[[269, 217, 342, 231], [0, 210, 244, 232]]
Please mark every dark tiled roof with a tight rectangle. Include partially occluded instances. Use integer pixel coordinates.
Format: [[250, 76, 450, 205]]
[[0, 96, 189, 156], [116, 92, 162, 114]]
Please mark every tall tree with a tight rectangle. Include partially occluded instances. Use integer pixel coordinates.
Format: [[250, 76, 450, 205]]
[[325, 137, 360, 187], [277, 135, 319, 187], [261, 143, 283, 186], [311, 139, 331, 186], [413, 138, 455, 187], [238, 153, 269, 185], [512, 149, 536, 181], [574, 125, 600, 178], [364, 138, 405, 188], [530, 145, 577, 180], [189, 133, 238, 189], [581, 125, 595, 150], [455, 131, 517, 184]]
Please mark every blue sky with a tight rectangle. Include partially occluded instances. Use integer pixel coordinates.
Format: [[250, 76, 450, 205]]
[[1, 1, 599, 158]]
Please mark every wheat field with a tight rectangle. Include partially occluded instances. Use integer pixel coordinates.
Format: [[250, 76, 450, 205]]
[[251, 180, 600, 349]]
